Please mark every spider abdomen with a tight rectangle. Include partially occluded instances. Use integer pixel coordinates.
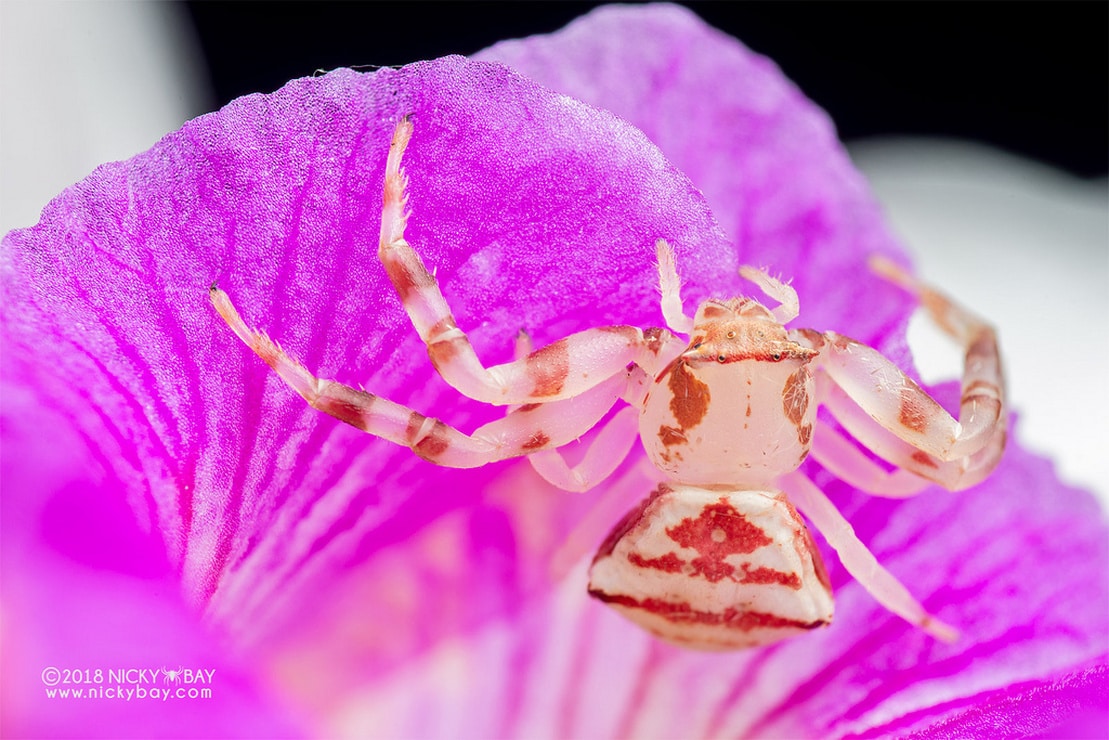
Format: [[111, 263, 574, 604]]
[[588, 483, 833, 651]]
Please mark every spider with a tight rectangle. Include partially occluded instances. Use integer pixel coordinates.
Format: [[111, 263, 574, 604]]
[[211, 118, 1006, 651]]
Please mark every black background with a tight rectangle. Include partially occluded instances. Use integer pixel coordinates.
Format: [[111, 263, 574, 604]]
[[185, 2, 1107, 178]]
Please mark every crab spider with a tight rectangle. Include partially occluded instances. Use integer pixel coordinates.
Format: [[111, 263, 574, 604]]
[[211, 118, 1006, 651]]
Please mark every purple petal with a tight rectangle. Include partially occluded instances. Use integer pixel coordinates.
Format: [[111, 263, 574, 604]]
[[4, 5, 1107, 738], [300, 401, 1109, 738], [902, 659, 1109, 740], [1, 390, 303, 737], [2, 55, 732, 730]]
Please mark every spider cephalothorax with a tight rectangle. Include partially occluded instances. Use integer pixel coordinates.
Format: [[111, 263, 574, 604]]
[[212, 119, 1006, 651]]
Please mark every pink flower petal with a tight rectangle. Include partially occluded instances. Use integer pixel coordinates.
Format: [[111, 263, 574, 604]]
[[312, 392, 1109, 739], [3, 4, 1106, 737], [1, 390, 304, 737], [2, 54, 732, 732]]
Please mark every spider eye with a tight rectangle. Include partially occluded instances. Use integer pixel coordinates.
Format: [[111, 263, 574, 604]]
[[692, 342, 702, 349], [771, 352, 782, 361], [726, 331, 736, 339], [717, 355, 726, 363]]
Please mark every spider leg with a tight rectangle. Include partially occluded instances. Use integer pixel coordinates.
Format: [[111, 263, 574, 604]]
[[738, 265, 800, 324], [792, 282, 1004, 471], [547, 455, 662, 582], [874, 254, 1007, 454], [814, 373, 1005, 491], [507, 329, 636, 491], [782, 471, 958, 642], [655, 239, 694, 334], [809, 420, 932, 498], [378, 118, 656, 406], [509, 332, 679, 493], [527, 406, 641, 492], [211, 286, 626, 468], [870, 256, 991, 349], [506, 329, 535, 413]]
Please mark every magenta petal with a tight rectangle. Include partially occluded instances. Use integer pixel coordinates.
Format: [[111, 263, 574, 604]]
[[745, 419, 1109, 738], [2, 55, 734, 729], [318, 404, 1109, 738], [900, 660, 1109, 739], [1, 392, 303, 738], [4, 6, 1107, 738]]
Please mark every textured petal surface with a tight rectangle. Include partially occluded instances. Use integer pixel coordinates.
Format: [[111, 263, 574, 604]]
[[3, 4, 1107, 738], [1, 55, 733, 733]]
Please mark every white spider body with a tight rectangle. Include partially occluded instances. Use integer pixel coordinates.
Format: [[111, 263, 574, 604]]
[[212, 119, 1007, 651], [600, 303, 833, 649]]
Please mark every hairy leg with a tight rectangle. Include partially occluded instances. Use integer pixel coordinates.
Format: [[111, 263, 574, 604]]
[[813, 373, 1005, 491], [508, 333, 673, 493], [377, 118, 660, 406], [655, 239, 694, 335], [211, 285, 626, 468], [738, 265, 800, 324]]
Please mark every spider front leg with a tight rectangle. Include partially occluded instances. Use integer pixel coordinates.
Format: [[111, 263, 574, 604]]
[[655, 239, 694, 334], [658, 242, 802, 328], [793, 262, 1005, 489], [211, 287, 627, 468], [783, 471, 958, 642], [510, 328, 684, 492], [378, 118, 655, 406], [816, 374, 1006, 491], [738, 264, 799, 323], [808, 420, 932, 498], [870, 256, 1006, 457]]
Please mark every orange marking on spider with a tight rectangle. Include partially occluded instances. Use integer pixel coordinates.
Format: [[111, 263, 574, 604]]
[[911, 450, 940, 469], [782, 367, 811, 425], [898, 385, 931, 434], [666, 361, 711, 429], [798, 423, 813, 447], [212, 119, 1006, 650], [527, 340, 571, 397], [521, 431, 551, 451], [658, 425, 686, 447]]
